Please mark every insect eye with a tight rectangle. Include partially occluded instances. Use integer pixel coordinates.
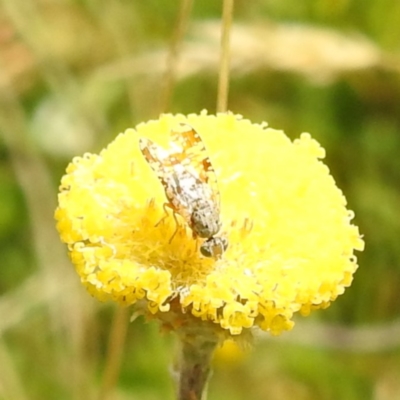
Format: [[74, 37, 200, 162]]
[[200, 243, 212, 257], [200, 237, 228, 258]]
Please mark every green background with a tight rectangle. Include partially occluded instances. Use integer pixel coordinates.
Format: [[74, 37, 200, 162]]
[[0, 0, 399, 399]]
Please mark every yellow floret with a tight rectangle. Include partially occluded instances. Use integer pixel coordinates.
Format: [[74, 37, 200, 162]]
[[55, 111, 364, 338]]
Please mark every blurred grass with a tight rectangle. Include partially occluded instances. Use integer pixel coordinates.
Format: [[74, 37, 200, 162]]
[[1, 0, 400, 399]]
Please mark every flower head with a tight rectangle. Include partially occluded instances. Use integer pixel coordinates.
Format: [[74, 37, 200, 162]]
[[55, 111, 364, 338]]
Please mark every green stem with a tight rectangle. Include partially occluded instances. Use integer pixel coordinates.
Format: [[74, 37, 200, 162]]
[[160, 0, 194, 113], [176, 337, 218, 400], [217, 0, 234, 113]]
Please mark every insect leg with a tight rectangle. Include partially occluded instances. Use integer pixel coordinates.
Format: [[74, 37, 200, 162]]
[[154, 202, 182, 244], [168, 210, 181, 244], [155, 202, 173, 227]]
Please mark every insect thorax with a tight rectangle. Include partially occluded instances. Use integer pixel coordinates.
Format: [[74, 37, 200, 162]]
[[162, 166, 220, 238], [190, 198, 221, 238]]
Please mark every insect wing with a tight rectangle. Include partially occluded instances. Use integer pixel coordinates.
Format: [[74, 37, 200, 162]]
[[138, 137, 169, 179], [169, 123, 220, 206], [139, 137, 178, 204], [139, 136, 193, 223]]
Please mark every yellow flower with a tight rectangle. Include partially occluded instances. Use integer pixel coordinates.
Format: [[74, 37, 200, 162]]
[[55, 111, 364, 338]]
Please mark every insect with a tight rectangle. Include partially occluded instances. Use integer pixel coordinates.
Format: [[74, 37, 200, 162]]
[[139, 122, 228, 258]]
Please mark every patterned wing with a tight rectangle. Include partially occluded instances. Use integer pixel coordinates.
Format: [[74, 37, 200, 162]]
[[169, 123, 219, 205], [138, 136, 194, 223], [138, 137, 171, 182]]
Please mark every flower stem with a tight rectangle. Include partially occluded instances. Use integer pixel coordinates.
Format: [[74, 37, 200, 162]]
[[217, 0, 234, 113], [160, 0, 194, 113], [176, 336, 218, 400]]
